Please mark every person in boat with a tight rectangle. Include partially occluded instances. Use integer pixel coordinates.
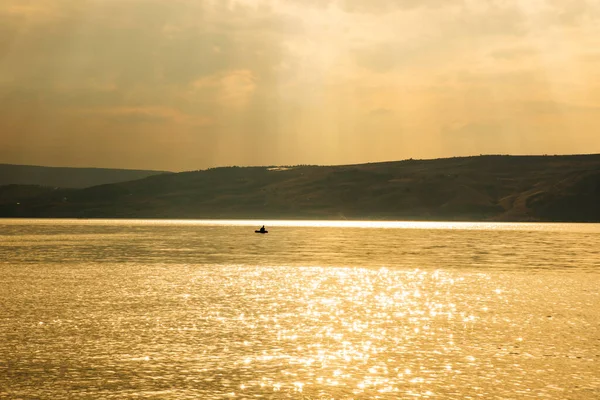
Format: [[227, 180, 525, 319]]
[[259, 225, 266, 233]]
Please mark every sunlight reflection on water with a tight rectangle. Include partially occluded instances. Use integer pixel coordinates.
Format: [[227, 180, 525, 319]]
[[5, 218, 600, 232], [0, 220, 599, 399]]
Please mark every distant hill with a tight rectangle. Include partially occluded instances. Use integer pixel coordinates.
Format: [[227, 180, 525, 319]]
[[1, 155, 599, 222], [0, 164, 171, 188]]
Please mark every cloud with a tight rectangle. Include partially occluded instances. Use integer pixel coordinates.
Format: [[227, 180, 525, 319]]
[[520, 100, 600, 115], [490, 46, 536, 61], [191, 70, 258, 108], [545, 0, 600, 25], [369, 107, 393, 117], [351, 2, 531, 74], [0, 1, 76, 21], [0, 0, 599, 170], [439, 119, 535, 157], [297, 0, 461, 14], [580, 52, 600, 63], [69, 106, 213, 127]]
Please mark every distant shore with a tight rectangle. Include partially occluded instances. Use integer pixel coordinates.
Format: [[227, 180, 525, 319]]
[[1, 154, 599, 222]]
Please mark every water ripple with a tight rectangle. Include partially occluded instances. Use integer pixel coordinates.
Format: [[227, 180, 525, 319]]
[[0, 220, 599, 399]]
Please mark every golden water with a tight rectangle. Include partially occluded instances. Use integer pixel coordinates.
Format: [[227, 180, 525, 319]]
[[1, 220, 599, 399]]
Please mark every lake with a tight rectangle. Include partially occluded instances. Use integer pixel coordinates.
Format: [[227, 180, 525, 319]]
[[1, 219, 599, 399]]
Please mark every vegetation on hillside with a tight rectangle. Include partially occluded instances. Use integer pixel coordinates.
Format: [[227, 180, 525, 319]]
[[1, 155, 599, 221]]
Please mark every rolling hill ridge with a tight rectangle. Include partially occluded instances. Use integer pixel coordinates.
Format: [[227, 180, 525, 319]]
[[0, 164, 170, 188], [1, 155, 599, 221]]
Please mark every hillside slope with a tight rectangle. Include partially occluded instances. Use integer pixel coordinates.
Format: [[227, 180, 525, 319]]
[[1, 155, 599, 221], [0, 164, 170, 188]]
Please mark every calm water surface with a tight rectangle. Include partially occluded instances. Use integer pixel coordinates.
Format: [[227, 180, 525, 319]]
[[1, 219, 599, 399]]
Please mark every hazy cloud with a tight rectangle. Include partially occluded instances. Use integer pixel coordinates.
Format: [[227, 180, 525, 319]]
[[1, 0, 599, 170], [490, 46, 536, 61], [70, 106, 214, 126]]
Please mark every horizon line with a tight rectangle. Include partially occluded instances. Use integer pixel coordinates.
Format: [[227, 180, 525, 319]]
[[2, 152, 600, 174]]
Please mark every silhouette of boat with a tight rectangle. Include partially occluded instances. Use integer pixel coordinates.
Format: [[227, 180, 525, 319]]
[[255, 230, 268, 234]]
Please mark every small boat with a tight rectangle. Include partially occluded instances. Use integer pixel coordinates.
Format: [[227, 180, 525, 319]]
[[255, 230, 268, 234]]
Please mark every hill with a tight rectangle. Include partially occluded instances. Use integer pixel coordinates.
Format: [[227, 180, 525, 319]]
[[0, 164, 170, 188], [1, 155, 599, 221]]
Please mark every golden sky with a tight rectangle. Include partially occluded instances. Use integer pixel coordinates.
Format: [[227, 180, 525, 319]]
[[1, 0, 599, 171]]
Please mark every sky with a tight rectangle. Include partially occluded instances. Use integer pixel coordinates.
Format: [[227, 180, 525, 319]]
[[1, 0, 599, 171]]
